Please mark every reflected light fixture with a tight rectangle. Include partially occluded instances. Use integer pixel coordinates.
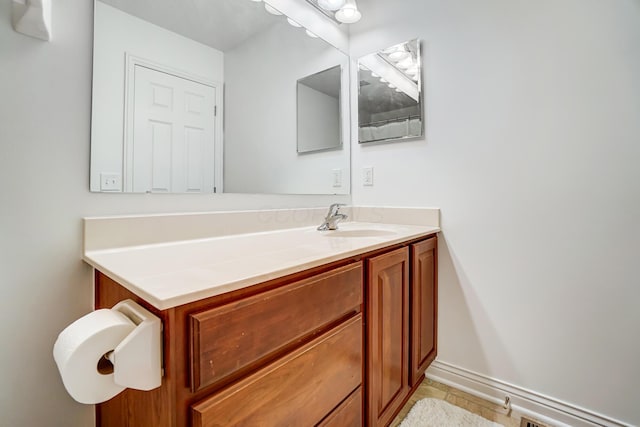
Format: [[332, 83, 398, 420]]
[[335, 0, 361, 23], [317, 0, 347, 11], [264, 4, 282, 15], [389, 50, 410, 61], [397, 57, 414, 69], [406, 65, 419, 75], [383, 46, 399, 54]]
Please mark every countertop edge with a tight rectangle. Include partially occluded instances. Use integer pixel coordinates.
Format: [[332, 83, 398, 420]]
[[85, 225, 440, 310]]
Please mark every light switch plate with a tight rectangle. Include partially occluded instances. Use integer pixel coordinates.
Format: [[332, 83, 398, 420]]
[[100, 173, 121, 192], [363, 167, 374, 186], [332, 169, 342, 187]]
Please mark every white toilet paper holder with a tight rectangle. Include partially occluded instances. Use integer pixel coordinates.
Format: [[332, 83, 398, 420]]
[[105, 299, 162, 391]]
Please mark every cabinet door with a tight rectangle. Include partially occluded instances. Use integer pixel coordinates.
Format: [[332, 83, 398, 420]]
[[410, 237, 438, 386], [366, 247, 410, 427]]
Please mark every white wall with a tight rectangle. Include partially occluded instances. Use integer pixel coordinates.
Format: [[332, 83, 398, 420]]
[[350, 0, 640, 424], [90, 2, 224, 192], [224, 20, 350, 195], [0, 1, 347, 425]]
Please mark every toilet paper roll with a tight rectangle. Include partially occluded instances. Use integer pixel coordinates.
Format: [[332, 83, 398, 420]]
[[53, 309, 136, 404]]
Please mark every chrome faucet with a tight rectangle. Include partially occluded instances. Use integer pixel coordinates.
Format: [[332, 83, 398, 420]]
[[318, 203, 348, 231]]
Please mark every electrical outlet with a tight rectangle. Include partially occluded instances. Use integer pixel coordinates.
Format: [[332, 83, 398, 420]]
[[362, 167, 374, 186], [100, 173, 121, 192], [332, 169, 342, 187]]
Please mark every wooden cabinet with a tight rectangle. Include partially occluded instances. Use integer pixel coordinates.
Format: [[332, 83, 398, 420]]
[[366, 247, 411, 427], [365, 236, 438, 426], [318, 387, 363, 427], [191, 315, 362, 427], [410, 238, 438, 386], [95, 234, 437, 427], [189, 263, 363, 392], [96, 261, 364, 427]]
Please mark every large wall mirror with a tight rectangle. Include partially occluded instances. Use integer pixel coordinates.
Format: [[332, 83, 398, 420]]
[[90, 0, 350, 195], [358, 39, 423, 144]]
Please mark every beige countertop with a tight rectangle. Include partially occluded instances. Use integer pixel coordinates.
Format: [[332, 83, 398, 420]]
[[84, 221, 439, 310]]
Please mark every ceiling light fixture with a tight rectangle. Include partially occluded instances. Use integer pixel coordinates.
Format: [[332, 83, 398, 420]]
[[287, 18, 301, 27], [305, 29, 319, 38], [335, 0, 361, 23], [317, 0, 347, 11]]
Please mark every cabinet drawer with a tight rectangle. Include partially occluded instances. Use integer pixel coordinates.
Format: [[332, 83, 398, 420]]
[[318, 386, 362, 427], [191, 314, 363, 427], [189, 262, 363, 391]]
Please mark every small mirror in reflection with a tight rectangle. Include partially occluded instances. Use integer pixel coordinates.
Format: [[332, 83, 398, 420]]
[[297, 65, 342, 153], [358, 39, 422, 144]]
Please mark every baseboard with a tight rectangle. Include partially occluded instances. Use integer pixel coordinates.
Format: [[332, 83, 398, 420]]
[[426, 360, 632, 427]]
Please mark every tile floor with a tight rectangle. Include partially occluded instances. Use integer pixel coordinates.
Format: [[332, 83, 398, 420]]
[[390, 378, 523, 427]]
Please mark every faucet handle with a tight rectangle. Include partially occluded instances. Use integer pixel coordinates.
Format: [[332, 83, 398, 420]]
[[318, 203, 348, 231], [327, 203, 346, 216]]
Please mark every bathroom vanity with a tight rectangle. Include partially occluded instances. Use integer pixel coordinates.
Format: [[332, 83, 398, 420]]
[[84, 208, 439, 427]]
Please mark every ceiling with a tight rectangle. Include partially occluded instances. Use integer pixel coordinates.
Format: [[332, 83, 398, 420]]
[[100, 0, 278, 52]]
